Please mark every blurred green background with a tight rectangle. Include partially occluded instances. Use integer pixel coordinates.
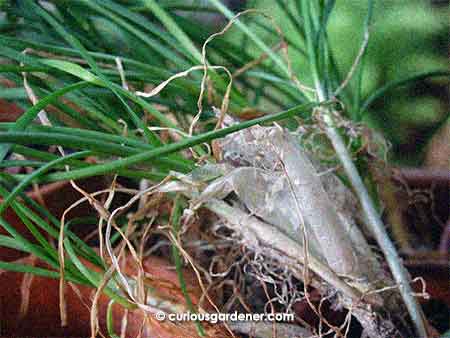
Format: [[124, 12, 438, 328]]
[[223, 0, 449, 165]]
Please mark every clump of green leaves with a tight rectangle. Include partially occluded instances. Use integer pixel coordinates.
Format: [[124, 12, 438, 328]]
[[0, 1, 447, 337]]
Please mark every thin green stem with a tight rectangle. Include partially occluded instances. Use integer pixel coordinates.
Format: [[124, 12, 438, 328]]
[[0, 151, 90, 215], [300, 1, 324, 101], [40, 102, 316, 181], [0, 81, 90, 161], [208, 0, 291, 79], [321, 110, 427, 338], [0, 132, 191, 172], [139, 0, 202, 63], [28, 0, 161, 146], [170, 194, 205, 336], [359, 70, 450, 114]]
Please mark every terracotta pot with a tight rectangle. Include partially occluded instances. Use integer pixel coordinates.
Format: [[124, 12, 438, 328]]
[[0, 255, 234, 338], [0, 178, 109, 262], [0, 99, 23, 122]]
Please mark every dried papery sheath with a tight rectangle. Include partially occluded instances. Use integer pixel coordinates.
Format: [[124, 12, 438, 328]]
[[200, 126, 363, 277], [167, 170, 364, 302], [269, 127, 360, 276], [132, 124, 410, 338], [164, 125, 415, 337]]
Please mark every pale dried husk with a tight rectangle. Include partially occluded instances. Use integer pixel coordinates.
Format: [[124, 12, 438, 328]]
[[180, 126, 407, 338]]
